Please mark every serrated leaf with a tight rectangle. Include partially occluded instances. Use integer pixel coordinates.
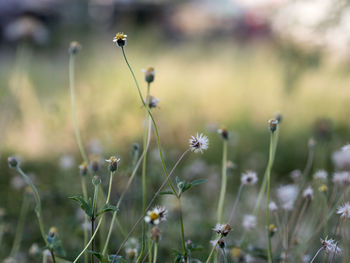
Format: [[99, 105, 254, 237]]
[[191, 179, 208, 186], [69, 195, 93, 217], [96, 204, 119, 218]]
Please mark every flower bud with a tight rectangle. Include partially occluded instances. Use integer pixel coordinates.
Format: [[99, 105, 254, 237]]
[[217, 238, 225, 249], [151, 226, 161, 242], [79, 162, 88, 176], [8, 156, 19, 168], [143, 67, 155, 83], [268, 119, 278, 133], [218, 128, 229, 140], [105, 156, 120, 172], [69, 41, 81, 55], [92, 176, 101, 186]]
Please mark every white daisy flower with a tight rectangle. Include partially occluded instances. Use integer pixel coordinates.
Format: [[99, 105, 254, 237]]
[[242, 215, 257, 230], [113, 32, 127, 47], [241, 171, 258, 186], [302, 186, 314, 200], [189, 133, 209, 153], [269, 201, 278, 212], [144, 206, 167, 225], [332, 172, 350, 186], [313, 170, 328, 181], [276, 184, 299, 211], [337, 202, 350, 219], [332, 144, 350, 170]]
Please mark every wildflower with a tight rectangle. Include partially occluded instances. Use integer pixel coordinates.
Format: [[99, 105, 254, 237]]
[[217, 128, 229, 140], [113, 32, 127, 47], [189, 133, 209, 153], [337, 202, 350, 219], [302, 186, 314, 200], [69, 41, 81, 55], [148, 96, 159, 109], [269, 201, 278, 212], [90, 156, 101, 173], [217, 238, 225, 249], [29, 243, 40, 256], [142, 67, 155, 83], [49, 226, 57, 237], [125, 248, 138, 260], [212, 223, 232, 236], [231, 247, 243, 261], [318, 184, 328, 193], [320, 238, 342, 256], [313, 170, 328, 181], [268, 224, 277, 237], [105, 156, 120, 172], [241, 171, 258, 186], [290, 169, 302, 181], [144, 206, 167, 225], [332, 144, 350, 170], [8, 156, 19, 168], [92, 176, 101, 186], [242, 215, 257, 230], [151, 226, 161, 242], [79, 162, 88, 176], [125, 237, 139, 250], [268, 119, 278, 132], [332, 171, 350, 186], [276, 184, 299, 211]]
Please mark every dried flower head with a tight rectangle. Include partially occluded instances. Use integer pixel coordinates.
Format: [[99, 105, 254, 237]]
[[313, 170, 328, 181], [212, 223, 232, 236], [105, 156, 120, 172], [8, 156, 19, 168], [276, 184, 299, 211], [332, 171, 350, 186], [151, 226, 161, 242], [302, 186, 314, 200], [145, 206, 167, 225], [242, 215, 257, 230], [148, 96, 160, 109], [69, 41, 81, 55], [189, 133, 209, 153], [337, 202, 350, 219], [79, 162, 88, 176], [113, 32, 127, 47], [241, 171, 258, 186], [268, 119, 278, 132], [142, 67, 155, 83], [321, 238, 342, 256], [217, 128, 229, 140]]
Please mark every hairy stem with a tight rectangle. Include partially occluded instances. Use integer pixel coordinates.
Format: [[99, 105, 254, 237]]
[[217, 140, 228, 224]]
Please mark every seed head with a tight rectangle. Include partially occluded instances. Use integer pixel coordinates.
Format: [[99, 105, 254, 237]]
[[151, 226, 161, 242], [142, 67, 155, 83], [241, 171, 258, 186], [217, 128, 229, 140], [302, 186, 314, 200], [8, 156, 19, 168], [337, 202, 350, 219], [320, 237, 342, 256], [148, 96, 160, 109], [212, 223, 232, 236], [269, 201, 278, 212], [217, 238, 225, 249], [313, 170, 328, 181], [189, 133, 209, 153], [242, 215, 257, 230], [69, 41, 81, 55], [105, 156, 120, 172], [113, 32, 127, 47]]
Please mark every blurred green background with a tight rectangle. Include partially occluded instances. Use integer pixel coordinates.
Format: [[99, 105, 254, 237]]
[[1, 0, 350, 261]]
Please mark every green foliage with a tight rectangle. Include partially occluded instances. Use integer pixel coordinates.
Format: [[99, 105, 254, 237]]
[[69, 195, 93, 218], [96, 204, 119, 218], [176, 177, 208, 197]]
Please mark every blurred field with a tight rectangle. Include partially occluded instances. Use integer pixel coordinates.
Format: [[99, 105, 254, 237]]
[[1, 30, 350, 261]]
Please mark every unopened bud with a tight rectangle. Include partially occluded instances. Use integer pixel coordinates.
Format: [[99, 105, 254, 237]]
[[151, 226, 161, 242], [69, 41, 81, 55], [92, 176, 101, 186], [8, 156, 19, 168]]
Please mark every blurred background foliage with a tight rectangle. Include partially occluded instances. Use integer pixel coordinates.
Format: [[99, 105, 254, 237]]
[[1, 0, 350, 261]]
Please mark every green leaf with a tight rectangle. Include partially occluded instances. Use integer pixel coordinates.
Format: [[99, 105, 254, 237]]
[[69, 196, 93, 217], [191, 179, 208, 187], [96, 204, 119, 217], [108, 255, 128, 263], [159, 191, 175, 195]]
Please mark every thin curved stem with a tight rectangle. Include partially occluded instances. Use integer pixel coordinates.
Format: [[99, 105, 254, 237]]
[[102, 119, 152, 255], [178, 198, 186, 256], [205, 236, 222, 263], [217, 140, 227, 224], [120, 47, 177, 195], [228, 184, 244, 223], [309, 247, 323, 263], [113, 149, 190, 261]]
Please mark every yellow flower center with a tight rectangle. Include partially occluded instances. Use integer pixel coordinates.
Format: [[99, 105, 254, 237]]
[[319, 184, 328, 192], [269, 224, 276, 231], [115, 33, 126, 40], [231, 247, 241, 258], [149, 212, 159, 221]]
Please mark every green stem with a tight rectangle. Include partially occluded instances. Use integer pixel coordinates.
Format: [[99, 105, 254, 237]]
[[73, 172, 114, 263], [266, 132, 277, 263], [138, 84, 151, 263], [217, 140, 228, 224], [102, 118, 152, 255], [9, 193, 30, 257], [153, 243, 158, 263], [50, 249, 57, 263], [69, 54, 88, 163], [205, 237, 221, 263], [91, 184, 99, 263], [120, 47, 177, 195], [178, 198, 186, 257], [81, 176, 89, 263]]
